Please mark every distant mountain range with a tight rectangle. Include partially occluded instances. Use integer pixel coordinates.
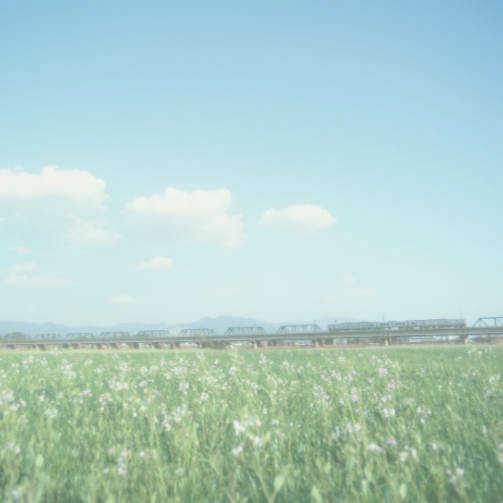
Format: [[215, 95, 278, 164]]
[[0, 316, 345, 336]]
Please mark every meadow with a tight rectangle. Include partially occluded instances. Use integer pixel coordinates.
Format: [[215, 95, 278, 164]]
[[0, 345, 501, 502]]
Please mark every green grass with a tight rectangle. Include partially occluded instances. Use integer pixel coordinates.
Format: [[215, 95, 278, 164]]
[[0, 345, 502, 502]]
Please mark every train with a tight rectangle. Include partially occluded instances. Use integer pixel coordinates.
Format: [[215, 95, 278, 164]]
[[328, 319, 466, 332]]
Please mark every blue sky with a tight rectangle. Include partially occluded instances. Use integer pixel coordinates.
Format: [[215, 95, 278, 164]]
[[1, 1, 502, 325]]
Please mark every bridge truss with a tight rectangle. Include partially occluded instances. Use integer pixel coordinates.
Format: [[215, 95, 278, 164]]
[[474, 317, 503, 327]]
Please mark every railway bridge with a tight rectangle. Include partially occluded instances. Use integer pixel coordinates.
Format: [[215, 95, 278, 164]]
[[0, 325, 502, 350]]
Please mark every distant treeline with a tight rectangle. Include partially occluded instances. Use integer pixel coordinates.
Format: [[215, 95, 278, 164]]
[[0, 330, 172, 341]]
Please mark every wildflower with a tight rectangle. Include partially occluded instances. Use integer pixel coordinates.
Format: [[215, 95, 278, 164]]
[[446, 467, 464, 485], [232, 444, 243, 456], [386, 437, 397, 446], [44, 408, 58, 419], [346, 422, 361, 434], [368, 443, 382, 452], [382, 407, 395, 418], [489, 375, 500, 385], [378, 367, 388, 377], [399, 451, 408, 462], [11, 487, 22, 501], [233, 420, 245, 435]]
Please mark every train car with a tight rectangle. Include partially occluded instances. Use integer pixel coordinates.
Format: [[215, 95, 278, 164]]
[[136, 330, 171, 338], [179, 328, 215, 336], [328, 322, 384, 332]]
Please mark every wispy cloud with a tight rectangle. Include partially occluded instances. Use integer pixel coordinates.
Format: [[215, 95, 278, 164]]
[[138, 256, 174, 271], [108, 294, 136, 305], [66, 214, 121, 244], [3, 262, 69, 286], [260, 204, 336, 232]]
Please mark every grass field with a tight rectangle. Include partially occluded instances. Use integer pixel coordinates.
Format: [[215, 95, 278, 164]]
[[0, 346, 502, 502]]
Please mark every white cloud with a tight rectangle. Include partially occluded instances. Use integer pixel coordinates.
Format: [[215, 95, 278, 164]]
[[10, 245, 31, 256], [0, 166, 107, 206], [138, 256, 174, 271], [108, 294, 136, 305], [126, 188, 246, 248], [3, 262, 69, 286], [260, 204, 336, 232], [66, 214, 121, 244]]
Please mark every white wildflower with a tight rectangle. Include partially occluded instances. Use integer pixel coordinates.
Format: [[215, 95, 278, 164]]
[[232, 444, 243, 456]]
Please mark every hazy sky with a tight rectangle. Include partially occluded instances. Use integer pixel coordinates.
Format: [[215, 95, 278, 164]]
[[1, 1, 502, 325]]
